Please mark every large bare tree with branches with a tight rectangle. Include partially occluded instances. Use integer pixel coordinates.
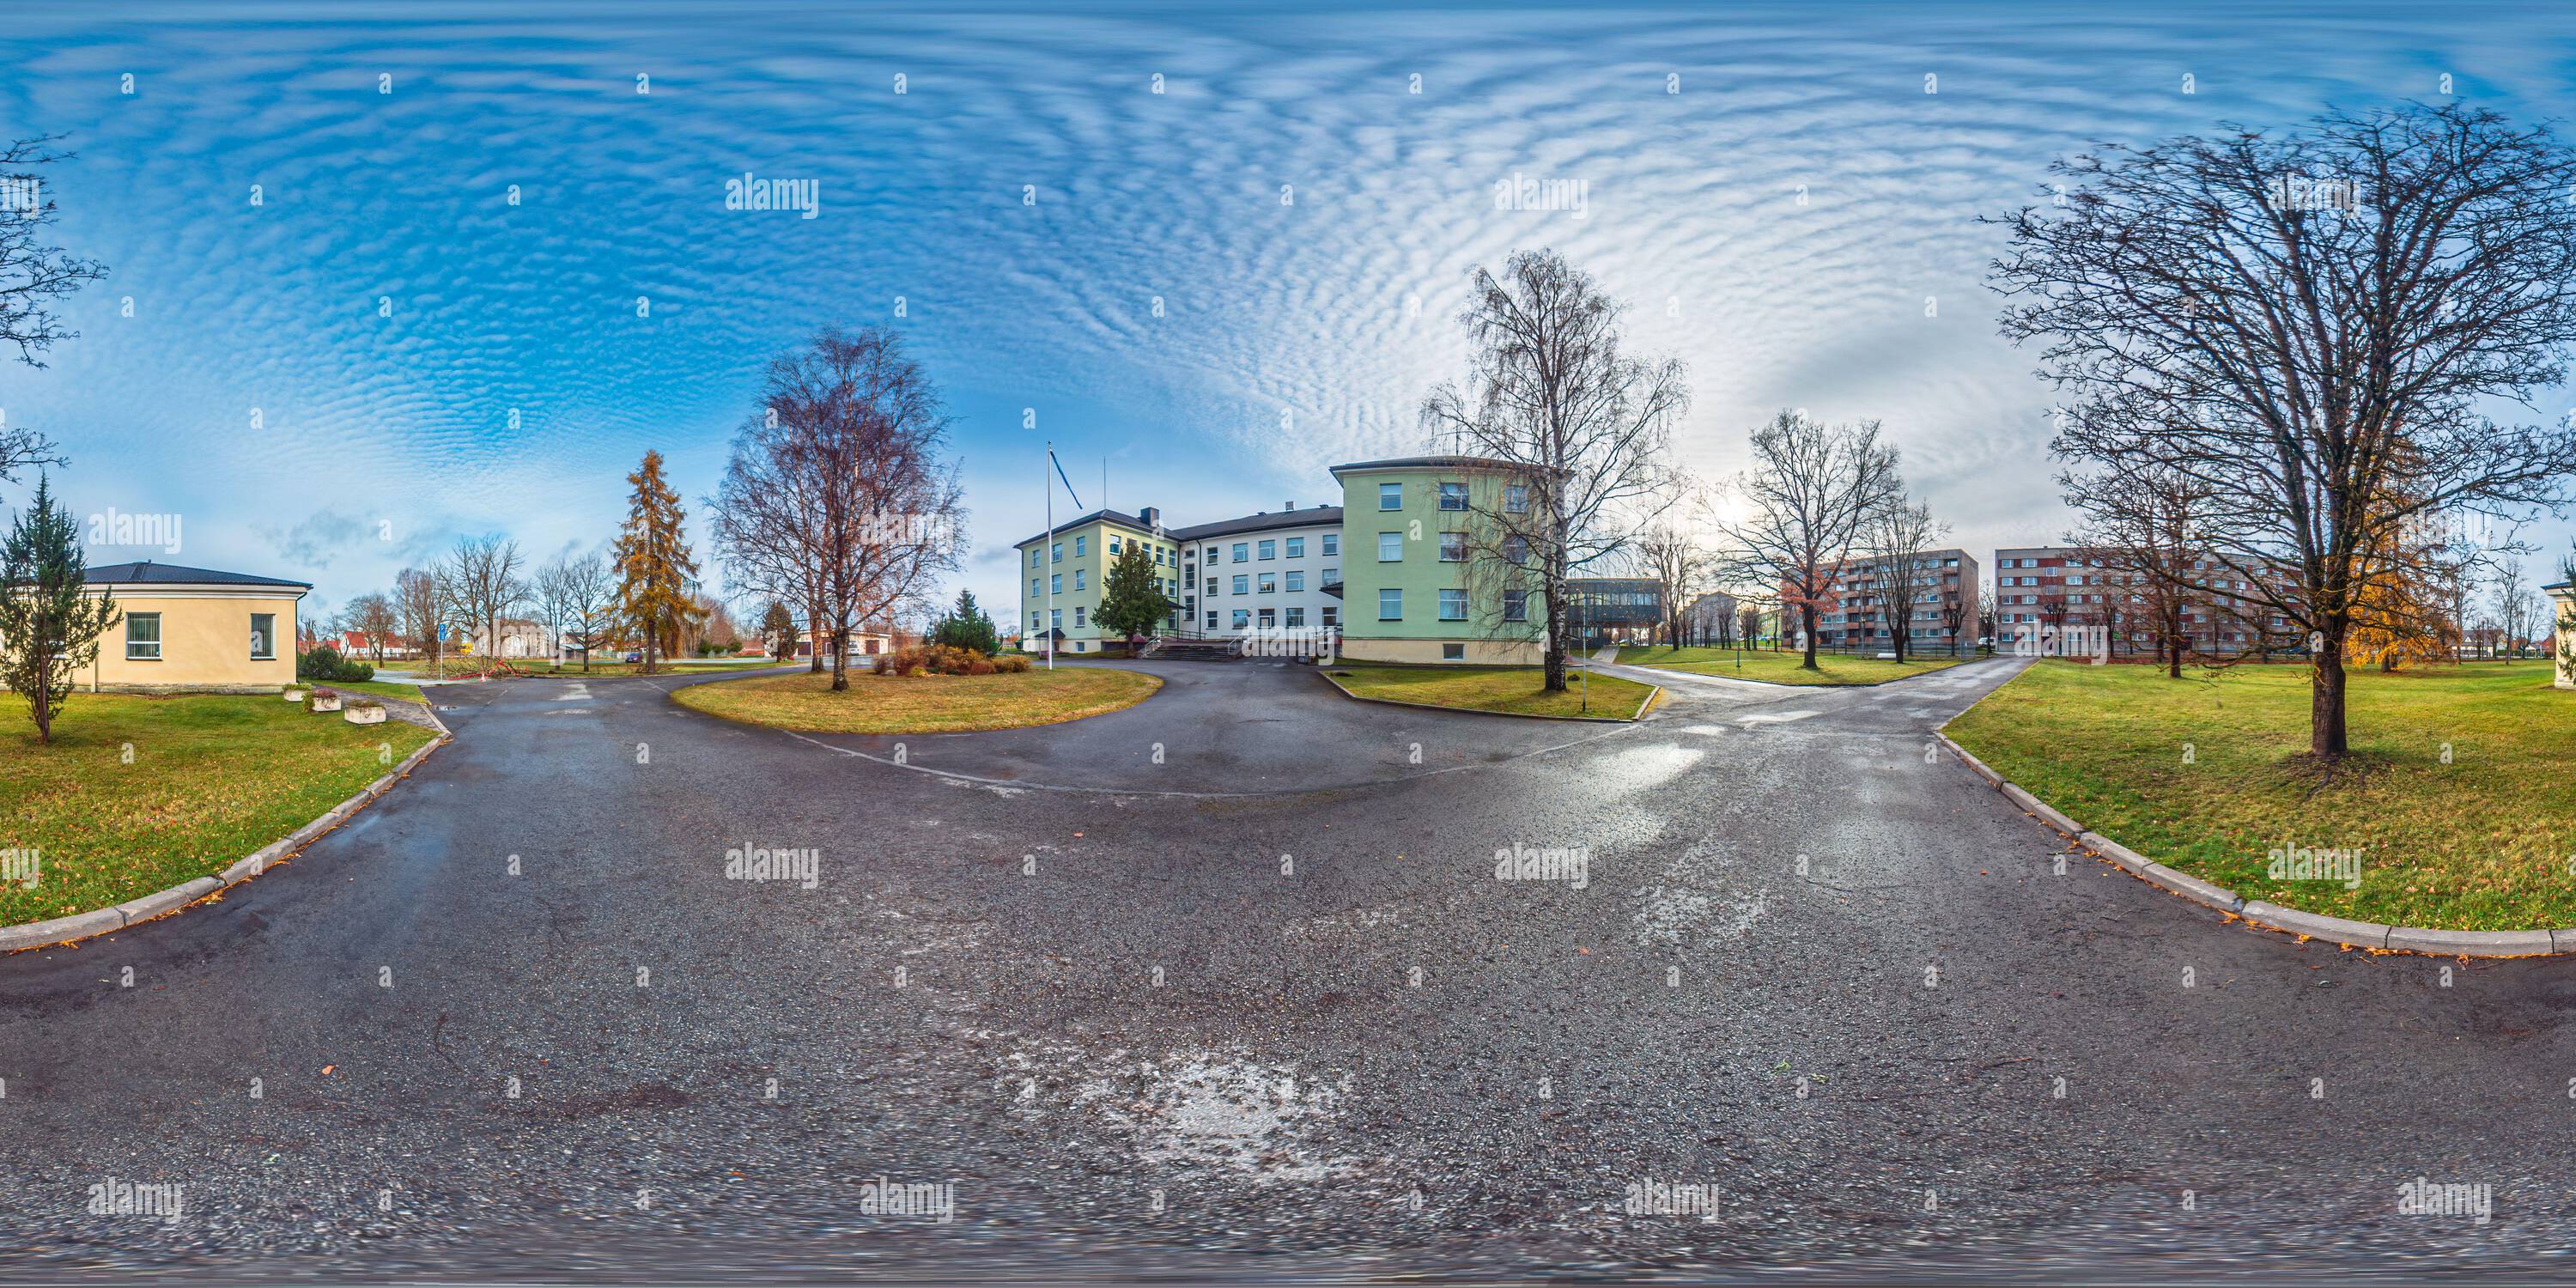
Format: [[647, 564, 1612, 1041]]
[[759, 326, 965, 691], [1865, 499, 1947, 663], [1, 135, 109, 484], [711, 412, 832, 674], [1716, 411, 1905, 671], [1991, 102, 2576, 756], [1420, 248, 1689, 691]]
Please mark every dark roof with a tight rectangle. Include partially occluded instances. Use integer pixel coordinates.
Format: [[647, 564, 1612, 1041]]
[[84, 561, 311, 589], [2547, 580, 2572, 592], [1328, 454, 1529, 477], [1012, 508, 1159, 550], [1169, 506, 1343, 543]]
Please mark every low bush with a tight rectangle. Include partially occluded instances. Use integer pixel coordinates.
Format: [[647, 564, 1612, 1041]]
[[295, 646, 374, 683], [965, 659, 997, 676]]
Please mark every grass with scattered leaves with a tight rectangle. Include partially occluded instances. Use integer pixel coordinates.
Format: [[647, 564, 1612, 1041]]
[[670, 665, 1163, 734], [1324, 665, 1656, 720]]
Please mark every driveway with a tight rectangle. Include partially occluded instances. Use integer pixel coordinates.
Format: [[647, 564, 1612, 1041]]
[[3, 657, 2571, 1279]]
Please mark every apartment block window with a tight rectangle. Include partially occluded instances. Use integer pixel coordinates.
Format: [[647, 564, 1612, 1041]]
[[1074, 607, 1086, 627], [1050, 609, 1063, 629], [1377, 532, 1402, 562], [1321, 567, 1337, 585], [1439, 532, 1465, 562], [1231, 542, 1249, 562], [1321, 534, 1339, 556], [1206, 577, 1218, 594], [1321, 605, 1339, 628], [1232, 574, 1249, 594], [1050, 574, 1062, 594], [1073, 569, 1086, 591], [126, 612, 162, 660], [1232, 609, 1250, 629], [1108, 536, 1120, 554], [1285, 571, 1304, 592], [1075, 536, 1087, 556], [1258, 539, 1275, 560], [1438, 482, 1467, 510], [1206, 612, 1218, 629], [1258, 609, 1276, 629], [1285, 537, 1303, 558], [1378, 588, 1403, 620], [1032, 578, 1040, 596], [1503, 590, 1528, 622], [1502, 535, 1528, 564], [1206, 545, 1219, 561], [1378, 483, 1402, 510], [251, 613, 276, 660], [1051, 542, 1063, 563], [1438, 588, 1467, 621], [1504, 484, 1529, 513], [1030, 549, 1041, 568], [1442, 643, 1466, 661], [1258, 573, 1277, 593], [1286, 607, 1305, 628]]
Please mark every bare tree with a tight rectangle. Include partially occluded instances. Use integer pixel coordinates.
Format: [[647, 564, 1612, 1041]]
[[1715, 411, 1905, 671], [711, 413, 832, 674], [2068, 463, 2228, 677], [1992, 102, 2576, 755], [344, 592, 398, 665], [2491, 559, 2532, 663], [760, 326, 966, 691], [1937, 578, 1973, 657], [1631, 517, 1710, 652], [1865, 499, 1947, 663], [534, 553, 586, 667], [438, 535, 528, 663], [556, 549, 618, 673], [0, 137, 108, 486], [393, 567, 443, 667], [1420, 248, 1690, 692]]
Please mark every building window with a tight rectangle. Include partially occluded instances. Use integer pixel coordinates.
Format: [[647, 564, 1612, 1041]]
[[1321, 567, 1337, 586], [1232, 609, 1250, 629], [1075, 535, 1087, 556], [1051, 542, 1063, 563], [1321, 605, 1339, 628], [1321, 533, 1339, 556], [1438, 482, 1467, 511], [1031, 578, 1040, 595], [126, 612, 162, 660], [1285, 571, 1304, 592], [1030, 549, 1041, 568], [1286, 607, 1305, 628], [1258, 573, 1277, 593], [1378, 483, 1402, 510], [1285, 537, 1304, 558], [1502, 535, 1528, 564], [1074, 606, 1086, 627], [1206, 612, 1218, 629], [1503, 590, 1528, 622], [1222, 542, 1242, 563], [1051, 574, 1061, 594], [1206, 577, 1218, 594], [1074, 569, 1086, 591], [1378, 532, 1402, 562], [251, 613, 276, 660], [1050, 609, 1063, 629], [1378, 588, 1403, 620], [1438, 588, 1467, 621], [1109, 536, 1121, 554], [1439, 532, 1465, 562], [1442, 642, 1466, 661], [1258, 608, 1276, 628], [1504, 484, 1529, 513], [1258, 539, 1276, 560], [1232, 574, 1249, 594]]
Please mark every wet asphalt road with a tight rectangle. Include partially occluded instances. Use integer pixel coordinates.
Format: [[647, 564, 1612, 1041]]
[[4, 656, 2574, 1282]]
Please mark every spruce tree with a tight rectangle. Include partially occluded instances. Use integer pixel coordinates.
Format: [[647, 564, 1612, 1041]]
[[0, 475, 120, 744]]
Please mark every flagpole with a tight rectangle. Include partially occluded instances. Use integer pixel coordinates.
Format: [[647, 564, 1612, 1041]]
[[1044, 440, 1055, 671]]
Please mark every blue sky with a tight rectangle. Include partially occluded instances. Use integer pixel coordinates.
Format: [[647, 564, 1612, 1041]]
[[4, 2, 2574, 628]]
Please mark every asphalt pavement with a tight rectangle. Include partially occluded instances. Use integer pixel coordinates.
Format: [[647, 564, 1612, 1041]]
[[4, 655, 2573, 1282]]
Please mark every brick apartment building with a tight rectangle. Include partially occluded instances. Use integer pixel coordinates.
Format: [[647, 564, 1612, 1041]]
[[1797, 548, 1979, 653], [1992, 546, 2294, 654]]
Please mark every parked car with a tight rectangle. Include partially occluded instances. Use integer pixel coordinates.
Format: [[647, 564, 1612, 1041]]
[[622, 650, 642, 664]]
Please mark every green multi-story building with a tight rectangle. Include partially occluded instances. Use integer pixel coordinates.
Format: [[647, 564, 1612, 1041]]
[[1327, 455, 1547, 664], [1012, 507, 1188, 653]]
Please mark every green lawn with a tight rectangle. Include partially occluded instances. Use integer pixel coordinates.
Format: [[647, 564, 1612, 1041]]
[[1617, 646, 1968, 686], [1324, 665, 1657, 720], [1945, 659, 2576, 932], [313, 678, 428, 704], [2, 693, 438, 929], [670, 666, 1162, 733]]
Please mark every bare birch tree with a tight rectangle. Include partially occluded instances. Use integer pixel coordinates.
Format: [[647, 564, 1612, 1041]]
[[1715, 411, 1905, 671]]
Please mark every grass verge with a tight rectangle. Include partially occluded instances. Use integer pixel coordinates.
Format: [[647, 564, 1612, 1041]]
[[1324, 664, 1656, 720], [2, 693, 437, 927], [1943, 659, 2576, 932], [1615, 647, 1967, 685], [315, 679, 428, 704], [669, 666, 1162, 733]]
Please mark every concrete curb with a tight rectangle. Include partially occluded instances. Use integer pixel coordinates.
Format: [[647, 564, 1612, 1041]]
[[1314, 666, 1655, 724], [1928, 729, 2562, 958], [0, 705, 453, 953]]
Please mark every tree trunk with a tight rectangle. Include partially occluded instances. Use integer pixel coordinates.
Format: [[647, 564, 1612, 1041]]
[[830, 627, 848, 691], [2310, 627, 2350, 756], [1800, 604, 1820, 670]]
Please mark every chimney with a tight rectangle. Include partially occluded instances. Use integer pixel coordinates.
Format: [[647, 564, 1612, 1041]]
[[1139, 506, 1161, 531], [1285, 500, 1295, 511]]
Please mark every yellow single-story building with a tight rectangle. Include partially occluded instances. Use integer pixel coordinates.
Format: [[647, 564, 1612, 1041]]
[[2549, 579, 2573, 690], [81, 561, 308, 692]]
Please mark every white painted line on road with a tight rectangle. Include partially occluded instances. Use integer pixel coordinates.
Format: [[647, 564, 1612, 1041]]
[[1735, 709, 1819, 726]]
